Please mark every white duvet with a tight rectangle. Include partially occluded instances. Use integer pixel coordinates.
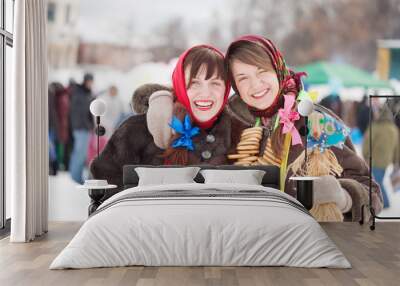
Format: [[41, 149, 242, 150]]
[[50, 183, 351, 269]]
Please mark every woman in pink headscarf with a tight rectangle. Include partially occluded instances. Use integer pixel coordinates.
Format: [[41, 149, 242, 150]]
[[225, 35, 383, 222]]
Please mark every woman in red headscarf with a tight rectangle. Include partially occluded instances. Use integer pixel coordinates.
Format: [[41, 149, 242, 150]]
[[225, 35, 383, 222], [160, 45, 232, 165], [91, 45, 237, 194]]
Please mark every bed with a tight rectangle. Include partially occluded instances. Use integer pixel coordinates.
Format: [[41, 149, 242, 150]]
[[50, 165, 350, 269]]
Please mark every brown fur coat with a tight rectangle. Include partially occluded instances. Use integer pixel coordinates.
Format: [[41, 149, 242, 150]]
[[226, 93, 383, 222]]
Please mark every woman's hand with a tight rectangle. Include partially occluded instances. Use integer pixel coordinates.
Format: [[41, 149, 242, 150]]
[[147, 90, 174, 149], [313, 175, 352, 213]]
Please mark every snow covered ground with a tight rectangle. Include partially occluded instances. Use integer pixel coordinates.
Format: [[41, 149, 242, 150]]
[[378, 165, 400, 218], [49, 171, 90, 221]]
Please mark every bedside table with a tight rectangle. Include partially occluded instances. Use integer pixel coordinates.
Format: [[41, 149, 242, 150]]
[[77, 184, 117, 216], [289, 176, 319, 210]]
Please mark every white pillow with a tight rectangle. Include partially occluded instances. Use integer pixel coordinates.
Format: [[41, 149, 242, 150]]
[[200, 169, 266, 185], [135, 167, 201, 186]]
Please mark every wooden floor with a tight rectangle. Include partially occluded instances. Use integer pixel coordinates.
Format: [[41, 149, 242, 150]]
[[0, 222, 399, 286]]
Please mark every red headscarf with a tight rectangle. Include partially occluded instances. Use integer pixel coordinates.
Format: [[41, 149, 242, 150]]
[[172, 45, 231, 129], [226, 35, 306, 118]]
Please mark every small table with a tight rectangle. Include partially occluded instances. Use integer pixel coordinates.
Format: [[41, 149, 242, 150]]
[[77, 184, 117, 216], [289, 176, 320, 210]]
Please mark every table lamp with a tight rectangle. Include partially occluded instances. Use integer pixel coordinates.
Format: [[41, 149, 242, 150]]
[[89, 99, 106, 158], [292, 98, 315, 210]]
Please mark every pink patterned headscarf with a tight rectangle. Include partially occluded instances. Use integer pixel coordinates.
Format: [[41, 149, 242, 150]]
[[226, 35, 306, 145]]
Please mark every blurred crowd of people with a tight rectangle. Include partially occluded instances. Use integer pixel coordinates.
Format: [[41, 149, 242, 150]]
[[319, 93, 400, 209], [360, 97, 400, 209], [48, 73, 126, 184]]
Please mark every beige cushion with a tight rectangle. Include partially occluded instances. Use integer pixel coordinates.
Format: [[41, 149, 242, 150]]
[[200, 169, 266, 185], [135, 167, 200, 186]]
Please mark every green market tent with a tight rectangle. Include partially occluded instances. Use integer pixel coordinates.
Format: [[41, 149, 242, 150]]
[[296, 61, 391, 89]]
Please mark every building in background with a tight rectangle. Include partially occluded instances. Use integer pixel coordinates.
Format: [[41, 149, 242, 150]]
[[77, 43, 152, 72], [47, 0, 157, 75], [47, 0, 80, 69], [377, 39, 400, 81]]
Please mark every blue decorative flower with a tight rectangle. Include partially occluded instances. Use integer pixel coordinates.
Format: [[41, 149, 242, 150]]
[[169, 115, 200, 151]]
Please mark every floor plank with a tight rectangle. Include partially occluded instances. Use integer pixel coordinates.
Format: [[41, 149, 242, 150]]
[[0, 222, 399, 286]]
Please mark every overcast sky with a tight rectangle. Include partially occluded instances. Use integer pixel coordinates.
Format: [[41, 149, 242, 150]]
[[78, 0, 233, 45]]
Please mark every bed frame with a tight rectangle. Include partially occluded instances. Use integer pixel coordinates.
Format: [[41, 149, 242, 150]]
[[122, 164, 281, 189], [87, 165, 281, 215]]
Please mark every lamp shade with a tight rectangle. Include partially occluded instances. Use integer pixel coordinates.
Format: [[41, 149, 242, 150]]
[[90, 99, 106, 116], [298, 98, 314, 117]]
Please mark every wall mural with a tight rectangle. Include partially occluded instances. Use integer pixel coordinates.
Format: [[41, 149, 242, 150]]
[[86, 36, 384, 223]]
